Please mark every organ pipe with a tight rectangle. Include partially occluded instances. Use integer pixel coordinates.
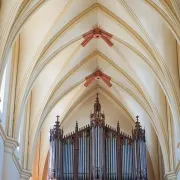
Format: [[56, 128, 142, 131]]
[[49, 94, 148, 180], [132, 116, 147, 180], [74, 122, 79, 180], [90, 94, 105, 180], [49, 115, 63, 180]]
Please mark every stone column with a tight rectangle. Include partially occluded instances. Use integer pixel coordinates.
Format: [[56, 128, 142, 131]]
[[0, 136, 4, 180], [2, 139, 20, 180], [2, 137, 32, 180]]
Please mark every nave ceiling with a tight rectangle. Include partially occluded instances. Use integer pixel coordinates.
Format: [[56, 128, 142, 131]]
[[0, 0, 180, 180]]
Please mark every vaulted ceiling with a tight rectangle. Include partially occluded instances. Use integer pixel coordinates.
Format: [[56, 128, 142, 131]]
[[1, 0, 180, 180]]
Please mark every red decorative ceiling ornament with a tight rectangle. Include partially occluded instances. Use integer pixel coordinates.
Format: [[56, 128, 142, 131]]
[[84, 70, 112, 88], [81, 25, 113, 47]]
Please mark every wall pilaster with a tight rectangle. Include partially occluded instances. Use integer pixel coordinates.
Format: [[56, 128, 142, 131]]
[[0, 135, 4, 180], [2, 138, 20, 180], [0, 130, 31, 180]]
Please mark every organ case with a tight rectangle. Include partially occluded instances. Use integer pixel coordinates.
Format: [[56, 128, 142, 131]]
[[49, 94, 148, 180]]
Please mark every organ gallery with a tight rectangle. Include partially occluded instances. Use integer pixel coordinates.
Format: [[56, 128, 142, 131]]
[[48, 94, 148, 180]]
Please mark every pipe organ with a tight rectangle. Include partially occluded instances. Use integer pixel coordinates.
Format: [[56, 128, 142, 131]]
[[49, 94, 148, 180]]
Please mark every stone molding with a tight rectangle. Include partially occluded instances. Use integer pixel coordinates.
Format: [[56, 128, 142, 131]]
[[164, 162, 180, 180], [165, 172, 177, 180], [0, 123, 19, 150], [20, 169, 31, 180], [0, 124, 32, 179]]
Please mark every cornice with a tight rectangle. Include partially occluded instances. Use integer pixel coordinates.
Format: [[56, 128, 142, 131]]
[[0, 123, 19, 149], [0, 124, 31, 178]]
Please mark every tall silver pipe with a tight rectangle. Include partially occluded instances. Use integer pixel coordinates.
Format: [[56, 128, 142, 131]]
[[49, 116, 63, 180]]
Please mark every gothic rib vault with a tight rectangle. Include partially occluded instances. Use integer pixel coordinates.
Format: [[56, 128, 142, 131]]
[[0, 0, 180, 180]]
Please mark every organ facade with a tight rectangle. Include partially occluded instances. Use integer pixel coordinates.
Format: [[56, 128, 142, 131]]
[[49, 94, 147, 180]]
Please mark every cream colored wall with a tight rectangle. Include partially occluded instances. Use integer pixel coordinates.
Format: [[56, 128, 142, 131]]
[[0, 0, 180, 180]]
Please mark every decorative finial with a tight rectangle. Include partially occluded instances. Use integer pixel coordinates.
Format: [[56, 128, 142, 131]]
[[94, 93, 101, 113], [117, 121, 120, 132], [54, 115, 60, 130], [96, 93, 99, 101], [50, 115, 62, 141], [56, 115, 60, 122], [136, 115, 139, 121], [135, 115, 141, 130], [75, 121, 78, 132]]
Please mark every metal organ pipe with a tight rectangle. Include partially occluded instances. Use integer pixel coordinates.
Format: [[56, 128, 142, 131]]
[[49, 116, 63, 180], [48, 96, 148, 180], [90, 94, 105, 180], [132, 116, 147, 180]]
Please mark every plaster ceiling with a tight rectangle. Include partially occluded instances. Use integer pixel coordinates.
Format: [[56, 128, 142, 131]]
[[1, 0, 180, 179]]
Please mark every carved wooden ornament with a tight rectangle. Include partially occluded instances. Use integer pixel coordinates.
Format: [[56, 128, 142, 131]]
[[81, 26, 113, 47], [84, 70, 112, 87]]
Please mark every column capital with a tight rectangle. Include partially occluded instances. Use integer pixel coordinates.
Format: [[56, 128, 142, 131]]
[[164, 171, 177, 180], [20, 169, 31, 180], [0, 123, 19, 153], [4, 137, 19, 153]]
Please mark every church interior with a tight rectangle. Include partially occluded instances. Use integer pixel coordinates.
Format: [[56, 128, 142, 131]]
[[0, 0, 180, 179]]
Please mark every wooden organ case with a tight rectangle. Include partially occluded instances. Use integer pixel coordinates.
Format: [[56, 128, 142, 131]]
[[49, 94, 148, 180]]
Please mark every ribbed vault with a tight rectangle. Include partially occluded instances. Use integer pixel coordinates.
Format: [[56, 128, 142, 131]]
[[0, 0, 180, 180]]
